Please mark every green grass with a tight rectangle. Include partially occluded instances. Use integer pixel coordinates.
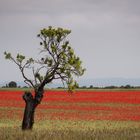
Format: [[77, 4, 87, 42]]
[[0, 87, 32, 91], [0, 119, 140, 140], [1, 87, 140, 92]]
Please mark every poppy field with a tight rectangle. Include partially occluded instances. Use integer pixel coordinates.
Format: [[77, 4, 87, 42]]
[[0, 89, 140, 121], [1, 89, 140, 139]]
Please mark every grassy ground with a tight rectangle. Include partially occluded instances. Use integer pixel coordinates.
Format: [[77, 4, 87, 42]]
[[0, 88, 140, 139], [0, 87, 32, 91], [1, 87, 140, 91], [0, 119, 140, 140]]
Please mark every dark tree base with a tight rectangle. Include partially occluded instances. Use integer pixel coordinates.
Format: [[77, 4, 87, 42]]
[[22, 87, 44, 130], [22, 92, 36, 130]]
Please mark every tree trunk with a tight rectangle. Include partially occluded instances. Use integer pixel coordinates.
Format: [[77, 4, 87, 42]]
[[22, 88, 44, 130], [22, 92, 36, 130]]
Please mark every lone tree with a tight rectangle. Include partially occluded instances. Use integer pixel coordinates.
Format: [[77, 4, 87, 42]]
[[4, 26, 85, 130], [8, 81, 17, 88]]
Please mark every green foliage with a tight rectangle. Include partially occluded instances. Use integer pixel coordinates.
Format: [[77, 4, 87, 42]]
[[4, 26, 85, 92], [35, 73, 44, 82], [16, 54, 25, 63], [4, 52, 11, 59], [27, 58, 34, 63], [37, 26, 85, 92]]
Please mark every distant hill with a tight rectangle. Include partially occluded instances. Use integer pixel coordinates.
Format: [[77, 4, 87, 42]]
[[77, 78, 140, 87], [1, 78, 140, 88]]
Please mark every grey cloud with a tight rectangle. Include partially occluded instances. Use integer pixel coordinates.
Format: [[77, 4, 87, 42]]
[[0, 0, 140, 83]]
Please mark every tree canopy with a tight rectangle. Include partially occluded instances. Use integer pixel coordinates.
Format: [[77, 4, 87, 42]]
[[4, 26, 85, 92], [8, 81, 17, 88]]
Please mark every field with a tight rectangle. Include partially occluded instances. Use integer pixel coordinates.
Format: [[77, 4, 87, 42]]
[[0, 89, 140, 139]]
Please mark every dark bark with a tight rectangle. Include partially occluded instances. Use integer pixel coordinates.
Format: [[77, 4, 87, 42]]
[[22, 92, 35, 130], [22, 90, 43, 130]]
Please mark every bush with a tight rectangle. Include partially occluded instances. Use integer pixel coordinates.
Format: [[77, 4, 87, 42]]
[[8, 81, 17, 88]]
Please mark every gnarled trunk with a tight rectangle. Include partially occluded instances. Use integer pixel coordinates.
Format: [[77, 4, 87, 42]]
[[22, 92, 35, 130], [22, 90, 43, 130]]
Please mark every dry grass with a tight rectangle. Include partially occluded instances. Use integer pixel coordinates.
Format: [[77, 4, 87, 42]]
[[0, 119, 140, 140], [1, 89, 140, 139]]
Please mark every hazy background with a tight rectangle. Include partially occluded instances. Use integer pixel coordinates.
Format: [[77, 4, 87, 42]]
[[0, 0, 140, 87]]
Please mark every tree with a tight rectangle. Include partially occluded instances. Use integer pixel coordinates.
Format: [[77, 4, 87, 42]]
[[8, 81, 17, 88], [89, 85, 93, 89], [124, 84, 132, 89], [4, 26, 85, 130]]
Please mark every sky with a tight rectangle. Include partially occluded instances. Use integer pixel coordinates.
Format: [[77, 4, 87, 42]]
[[0, 0, 140, 86]]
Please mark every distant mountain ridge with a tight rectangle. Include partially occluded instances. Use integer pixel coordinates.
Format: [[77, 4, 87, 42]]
[[1, 78, 140, 88], [77, 78, 140, 87]]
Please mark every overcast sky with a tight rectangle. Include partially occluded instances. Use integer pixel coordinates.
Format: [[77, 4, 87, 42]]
[[0, 0, 140, 84]]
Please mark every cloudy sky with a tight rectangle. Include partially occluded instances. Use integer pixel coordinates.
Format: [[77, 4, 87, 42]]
[[0, 0, 140, 85]]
